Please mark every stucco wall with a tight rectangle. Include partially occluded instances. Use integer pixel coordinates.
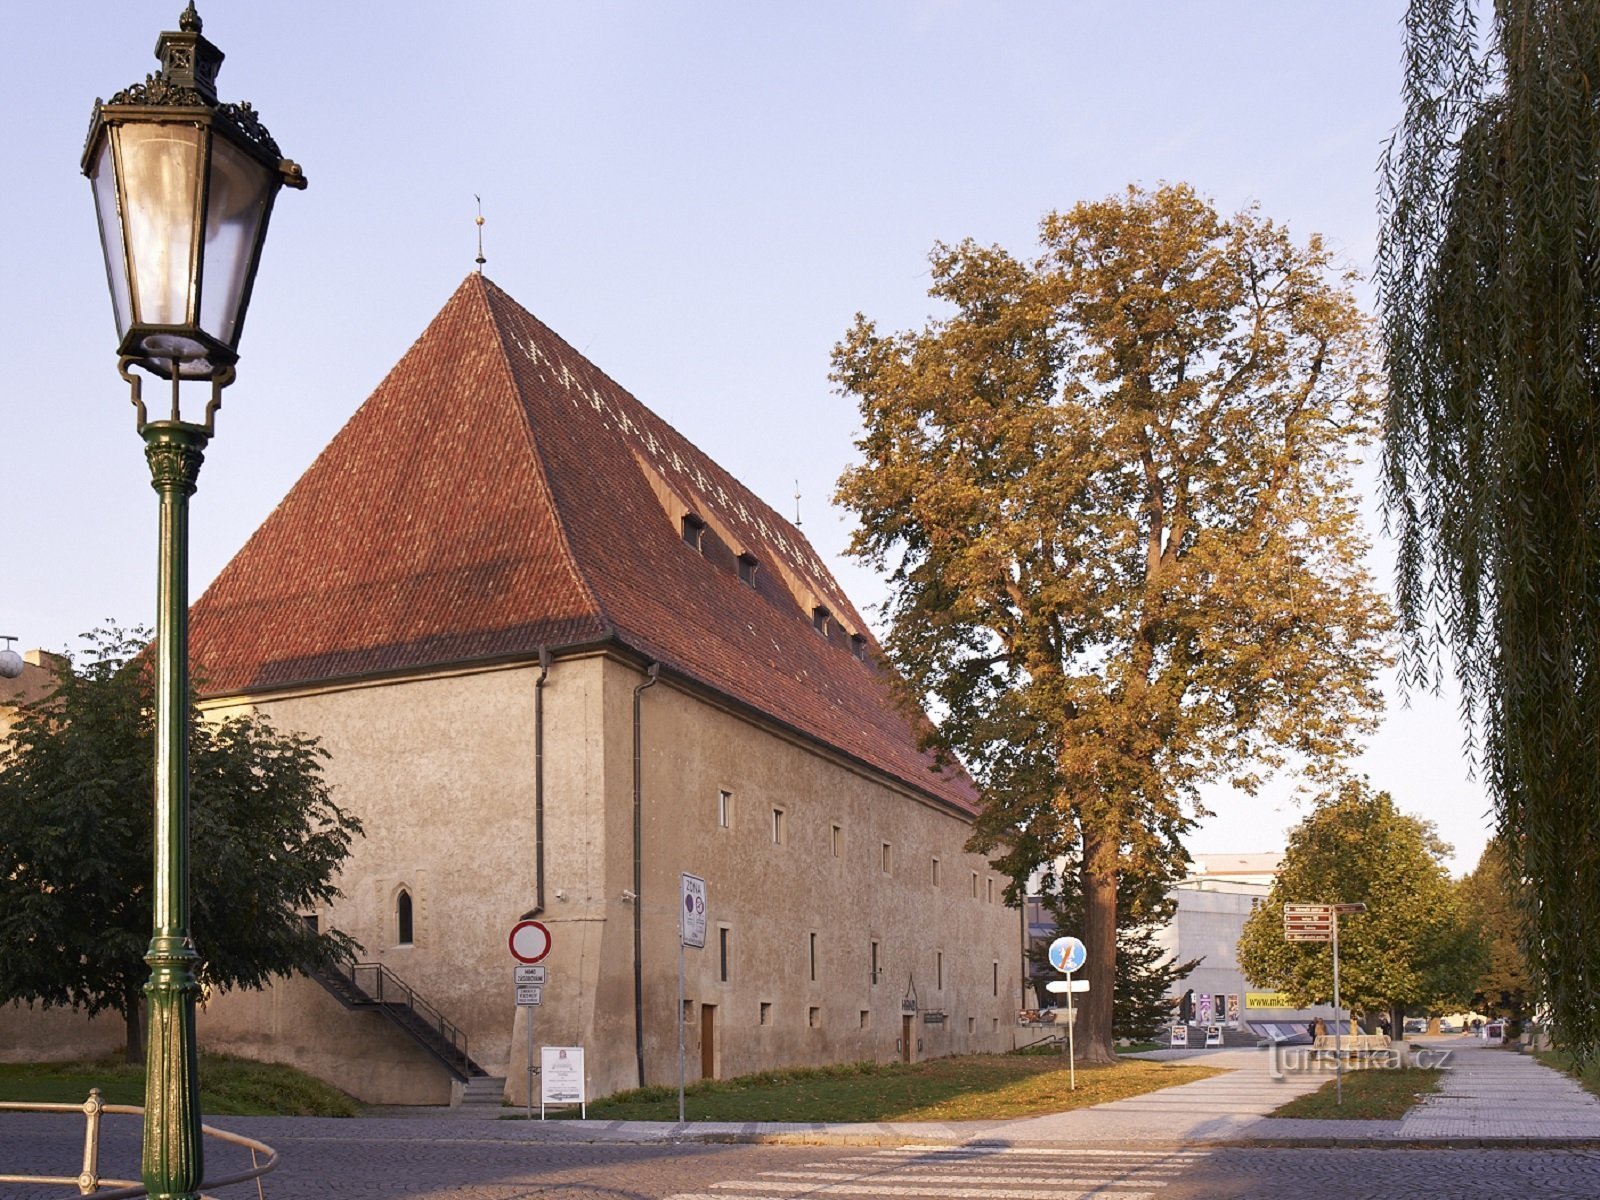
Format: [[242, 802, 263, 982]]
[[14, 652, 1018, 1104]]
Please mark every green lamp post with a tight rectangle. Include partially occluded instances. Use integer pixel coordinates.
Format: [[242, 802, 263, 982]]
[[81, 7, 304, 1197]]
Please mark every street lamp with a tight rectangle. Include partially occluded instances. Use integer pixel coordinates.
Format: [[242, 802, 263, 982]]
[[81, 7, 304, 1197]]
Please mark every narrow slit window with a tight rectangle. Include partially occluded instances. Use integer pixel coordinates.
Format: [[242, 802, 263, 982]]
[[937, 950, 944, 991], [881, 842, 892, 875], [718, 789, 732, 829], [809, 932, 818, 982], [870, 940, 880, 985], [396, 888, 414, 946], [772, 808, 784, 845], [931, 857, 941, 886], [831, 824, 843, 857], [719, 927, 731, 982]]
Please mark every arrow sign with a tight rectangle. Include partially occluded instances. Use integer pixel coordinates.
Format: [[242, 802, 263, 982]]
[[1046, 979, 1091, 993]]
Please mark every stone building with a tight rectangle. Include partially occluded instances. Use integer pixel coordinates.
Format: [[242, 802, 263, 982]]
[[86, 274, 1021, 1105]]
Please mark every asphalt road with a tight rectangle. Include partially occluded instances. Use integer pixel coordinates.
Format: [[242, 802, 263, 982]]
[[8, 1118, 1600, 1199]]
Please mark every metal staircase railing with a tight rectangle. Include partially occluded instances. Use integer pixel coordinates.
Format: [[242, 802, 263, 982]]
[[310, 960, 486, 1081]]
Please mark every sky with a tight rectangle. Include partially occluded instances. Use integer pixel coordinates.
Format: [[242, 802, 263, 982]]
[[1, 2, 1494, 873]]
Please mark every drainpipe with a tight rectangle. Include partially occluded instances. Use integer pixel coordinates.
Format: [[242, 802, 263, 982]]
[[632, 662, 660, 1087], [526, 646, 551, 918]]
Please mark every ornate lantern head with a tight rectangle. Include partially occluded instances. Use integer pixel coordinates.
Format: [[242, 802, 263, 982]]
[[82, 3, 306, 385]]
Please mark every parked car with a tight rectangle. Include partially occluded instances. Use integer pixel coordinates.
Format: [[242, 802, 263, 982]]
[[1403, 1017, 1428, 1035]]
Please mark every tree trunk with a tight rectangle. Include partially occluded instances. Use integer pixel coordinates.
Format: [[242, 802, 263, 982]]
[[1077, 832, 1119, 1065], [123, 983, 143, 1064]]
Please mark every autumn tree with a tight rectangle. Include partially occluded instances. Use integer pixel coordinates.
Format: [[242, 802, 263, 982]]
[[1378, 0, 1600, 1054], [1458, 838, 1534, 1028], [834, 184, 1391, 1063], [1237, 780, 1482, 1030], [0, 627, 362, 1059]]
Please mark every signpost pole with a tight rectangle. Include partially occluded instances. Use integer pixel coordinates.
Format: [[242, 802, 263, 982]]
[[1333, 911, 1343, 1107], [678, 935, 686, 1123], [526, 1003, 535, 1120], [1065, 967, 1076, 1091]]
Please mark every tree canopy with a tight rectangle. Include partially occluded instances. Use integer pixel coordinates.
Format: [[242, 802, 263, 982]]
[[1457, 837, 1535, 1024], [834, 183, 1391, 1062], [0, 627, 362, 1057], [1378, 0, 1600, 1054], [1237, 780, 1482, 1020]]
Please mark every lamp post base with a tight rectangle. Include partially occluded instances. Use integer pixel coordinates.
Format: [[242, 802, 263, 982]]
[[142, 936, 204, 1200]]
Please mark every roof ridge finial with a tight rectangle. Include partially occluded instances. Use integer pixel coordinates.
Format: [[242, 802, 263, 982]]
[[794, 480, 803, 528], [474, 195, 487, 274], [179, 2, 202, 33]]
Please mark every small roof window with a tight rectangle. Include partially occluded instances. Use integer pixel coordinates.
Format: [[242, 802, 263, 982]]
[[738, 552, 759, 587], [681, 513, 706, 552], [850, 633, 868, 661], [812, 606, 831, 636]]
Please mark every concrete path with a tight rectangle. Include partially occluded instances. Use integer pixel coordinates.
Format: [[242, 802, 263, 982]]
[[357, 1038, 1600, 1148]]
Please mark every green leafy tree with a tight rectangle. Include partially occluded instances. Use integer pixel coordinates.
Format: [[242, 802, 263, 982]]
[[1378, 0, 1600, 1054], [0, 627, 362, 1060], [835, 183, 1391, 1063], [1237, 780, 1482, 1028], [1458, 838, 1534, 1027]]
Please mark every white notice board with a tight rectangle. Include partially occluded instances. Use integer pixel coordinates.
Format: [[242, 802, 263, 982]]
[[540, 1046, 586, 1118]]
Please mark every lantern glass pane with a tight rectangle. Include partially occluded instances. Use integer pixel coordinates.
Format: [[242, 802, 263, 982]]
[[199, 135, 276, 349], [117, 122, 203, 331], [89, 137, 133, 338]]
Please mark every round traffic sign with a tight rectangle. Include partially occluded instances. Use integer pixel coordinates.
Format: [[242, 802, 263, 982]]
[[509, 919, 552, 964], [1048, 935, 1086, 973]]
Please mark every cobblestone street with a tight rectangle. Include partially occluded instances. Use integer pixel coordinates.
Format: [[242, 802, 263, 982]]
[[9, 1115, 1600, 1200]]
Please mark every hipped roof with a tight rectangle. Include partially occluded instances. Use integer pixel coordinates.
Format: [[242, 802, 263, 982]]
[[189, 274, 978, 815]]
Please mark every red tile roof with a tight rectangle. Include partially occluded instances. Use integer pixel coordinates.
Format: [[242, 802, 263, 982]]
[[189, 274, 979, 815]]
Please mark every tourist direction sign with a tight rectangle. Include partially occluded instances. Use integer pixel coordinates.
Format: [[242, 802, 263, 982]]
[[1284, 903, 1334, 942]]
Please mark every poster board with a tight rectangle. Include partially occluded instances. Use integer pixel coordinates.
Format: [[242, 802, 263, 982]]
[[540, 1046, 586, 1119]]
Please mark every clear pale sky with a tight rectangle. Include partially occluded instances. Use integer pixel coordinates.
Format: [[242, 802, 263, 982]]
[[1, 2, 1492, 872]]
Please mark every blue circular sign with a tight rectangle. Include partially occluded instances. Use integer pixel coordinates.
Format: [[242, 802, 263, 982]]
[[1048, 935, 1086, 973]]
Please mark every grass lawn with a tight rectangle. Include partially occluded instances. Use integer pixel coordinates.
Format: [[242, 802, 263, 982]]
[[541, 1052, 1220, 1123], [0, 1054, 359, 1117], [1535, 1049, 1600, 1099], [1269, 1065, 1444, 1119]]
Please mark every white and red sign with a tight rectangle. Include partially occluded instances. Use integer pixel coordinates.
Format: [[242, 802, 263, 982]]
[[509, 919, 552, 964]]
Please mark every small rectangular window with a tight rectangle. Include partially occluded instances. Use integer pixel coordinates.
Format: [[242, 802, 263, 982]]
[[718, 789, 732, 829], [860, 1010, 871, 1030], [738, 553, 759, 587], [772, 808, 784, 845], [870, 940, 879, 985], [971, 871, 979, 898], [759, 1001, 772, 1026], [682, 513, 706, 551], [809, 932, 817, 982], [719, 927, 731, 982], [812, 606, 831, 636], [968, 1016, 976, 1035], [931, 857, 941, 886], [986, 877, 995, 904], [850, 633, 867, 661], [881, 842, 892, 875], [809, 1006, 821, 1028], [683, 1000, 694, 1021], [831, 824, 843, 857]]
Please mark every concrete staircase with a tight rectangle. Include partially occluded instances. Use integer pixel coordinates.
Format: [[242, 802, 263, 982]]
[[459, 1075, 507, 1109]]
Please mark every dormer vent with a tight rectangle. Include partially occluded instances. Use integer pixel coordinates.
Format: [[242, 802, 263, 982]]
[[681, 513, 706, 552]]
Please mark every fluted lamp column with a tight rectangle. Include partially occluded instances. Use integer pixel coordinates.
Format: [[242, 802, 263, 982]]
[[81, 6, 305, 1197]]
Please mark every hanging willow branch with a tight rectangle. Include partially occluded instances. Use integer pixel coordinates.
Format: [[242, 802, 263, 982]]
[[1378, 0, 1600, 1057]]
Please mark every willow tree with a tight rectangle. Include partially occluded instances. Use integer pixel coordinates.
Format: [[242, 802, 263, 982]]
[[835, 184, 1391, 1063], [1378, 0, 1600, 1054]]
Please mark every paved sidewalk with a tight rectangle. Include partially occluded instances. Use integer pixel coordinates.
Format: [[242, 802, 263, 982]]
[[343, 1039, 1600, 1149]]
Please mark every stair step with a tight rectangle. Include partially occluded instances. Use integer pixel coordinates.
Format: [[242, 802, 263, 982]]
[[460, 1076, 505, 1105]]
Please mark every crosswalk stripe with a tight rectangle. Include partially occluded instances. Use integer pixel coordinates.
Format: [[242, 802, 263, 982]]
[[880, 1147, 1206, 1159], [764, 1169, 1170, 1187], [699, 1181, 1158, 1199], [830, 1159, 1188, 1176]]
